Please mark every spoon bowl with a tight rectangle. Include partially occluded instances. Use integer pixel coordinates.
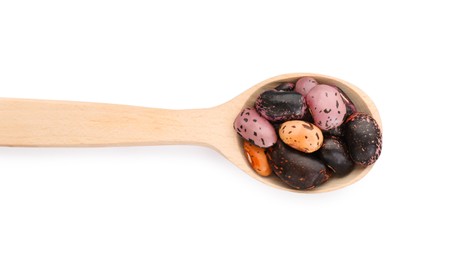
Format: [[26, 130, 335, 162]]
[[0, 73, 381, 193], [219, 73, 382, 193]]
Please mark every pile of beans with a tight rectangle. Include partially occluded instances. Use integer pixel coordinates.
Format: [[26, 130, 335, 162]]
[[233, 77, 382, 190]]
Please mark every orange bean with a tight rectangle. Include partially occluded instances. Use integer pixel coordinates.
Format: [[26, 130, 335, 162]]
[[243, 141, 272, 177]]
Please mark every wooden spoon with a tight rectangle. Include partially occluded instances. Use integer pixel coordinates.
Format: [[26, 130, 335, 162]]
[[0, 73, 381, 193]]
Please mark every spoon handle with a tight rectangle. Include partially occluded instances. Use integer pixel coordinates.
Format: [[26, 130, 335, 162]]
[[0, 98, 218, 147]]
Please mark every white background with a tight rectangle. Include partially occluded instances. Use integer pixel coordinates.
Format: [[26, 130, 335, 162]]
[[1, 1, 457, 259]]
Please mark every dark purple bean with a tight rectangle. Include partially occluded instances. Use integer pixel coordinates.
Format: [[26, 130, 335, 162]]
[[275, 82, 295, 91], [255, 90, 306, 122], [267, 141, 330, 190], [318, 136, 354, 177], [343, 113, 382, 166], [323, 126, 344, 137]]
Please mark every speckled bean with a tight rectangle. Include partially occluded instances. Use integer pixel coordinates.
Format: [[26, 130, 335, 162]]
[[234, 107, 277, 148]]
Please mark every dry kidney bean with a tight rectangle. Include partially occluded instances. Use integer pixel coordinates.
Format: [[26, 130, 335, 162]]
[[255, 90, 306, 122], [343, 113, 382, 166]]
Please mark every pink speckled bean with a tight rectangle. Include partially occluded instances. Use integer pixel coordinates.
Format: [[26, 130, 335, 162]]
[[294, 77, 318, 97], [233, 108, 277, 148], [306, 84, 346, 130]]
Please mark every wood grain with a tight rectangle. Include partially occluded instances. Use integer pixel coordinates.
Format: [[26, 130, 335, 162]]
[[0, 98, 214, 147]]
